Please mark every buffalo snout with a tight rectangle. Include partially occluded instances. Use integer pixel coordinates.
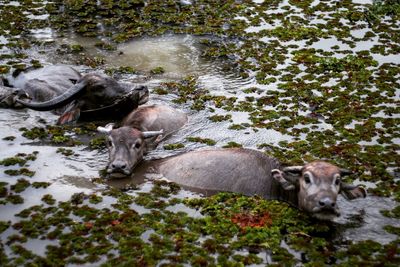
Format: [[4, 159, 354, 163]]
[[134, 85, 149, 105], [109, 160, 129, 173], [318, 197, 336, 209]]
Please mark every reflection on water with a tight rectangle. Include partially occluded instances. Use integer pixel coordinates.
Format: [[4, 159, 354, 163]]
[[116, 35, 201, 75], [49, 33, 254, 88]]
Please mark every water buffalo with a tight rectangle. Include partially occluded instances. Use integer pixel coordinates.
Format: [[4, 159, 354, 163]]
[[0, 65, 149, 124], [97, 104, 187, 177], [107, 148, 366, 220]]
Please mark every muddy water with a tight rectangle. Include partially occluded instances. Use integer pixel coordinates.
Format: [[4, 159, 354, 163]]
[[0, 109, 103, 221], [0, 31, 398, 257], [44, 33, 293, 152]]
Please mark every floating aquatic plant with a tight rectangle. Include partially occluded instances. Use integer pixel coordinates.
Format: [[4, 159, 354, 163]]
[[0, 0, 399, 264]]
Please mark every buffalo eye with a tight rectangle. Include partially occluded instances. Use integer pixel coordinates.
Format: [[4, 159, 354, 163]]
[[333, 174, 341, 186], [134, 142, 141, 149], [107, 139, 113, 147], [303, 173, 311, 184]]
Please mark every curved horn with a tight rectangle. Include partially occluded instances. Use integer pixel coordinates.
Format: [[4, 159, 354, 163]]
[[97, 123, 115, 135], [340, 183, 358, 191], [143, 129, 163, 138], [339, 168, 353, 176], [16, 80, 88, 111], [282, 166, 303, 174], [340, 183, 367, 199]]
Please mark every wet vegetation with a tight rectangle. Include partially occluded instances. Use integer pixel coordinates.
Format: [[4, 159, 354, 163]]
[[0, 0, 399, 265]]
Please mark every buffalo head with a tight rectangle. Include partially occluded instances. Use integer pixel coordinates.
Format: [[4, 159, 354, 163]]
[[0, 86, 29, 108], [15, 73, 149, 112], [97, 124, 163, 177], [272, 161, 366, 220]]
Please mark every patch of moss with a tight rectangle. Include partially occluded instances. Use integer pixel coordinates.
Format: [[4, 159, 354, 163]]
[[6, 194, 24, 205], [381, 205, 400, 219], [56, 148, 74, 156], [41, 194, 56, 205], [163, 143, 185, 150], [150, 66, 165, 75], [2, 136, 16, 141], [0, 221, 10, 234], [10, 179, 31, 193], [0, 182, 8, 198], [208, 114, 232, 122], [19, 127, 48, 140], [94, 41, 116, 51], [0, 65, 10, 74], [0, 157, 26, 167], [153, 87, 169, 95], [222, 142, 242, 148], [31, 182, 51, 189], [186, 136, 216, 146], [89, 137, 106, 150], [5, 168, 35, 177]]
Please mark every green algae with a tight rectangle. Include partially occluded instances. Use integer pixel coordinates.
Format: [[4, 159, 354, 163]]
[[163, 143, 185, 150], [31, 182, 51, 189], [0, 179, 396, 265], [88, 194, 103, 204], [381, 205, 400, 219], [0, 182, 8, 198], [150, 66, 165, 75], [41, 194, 56, 205], [56, 148, 75, 157], [19, 127, 48, 140], [0, 152, 38, 167], [19, 124, 104, 148], [152, 87, 169, 95], [94, 41, 116, 51], [2, 136, 16, 141], [89, 136, 106, 150], [5, 168, 36, 177], [105, 66, 137, 76], [0, 65, 10, 74], [0, 157, 26, 167], [186, 136, 216, 146], [0, 221, 10, 234], [208, 114, 232, 122], [335, 239, 400, 266], [223, 142, 243, 148], [6, 194, 24, 205], [10, 179, 31, 193]]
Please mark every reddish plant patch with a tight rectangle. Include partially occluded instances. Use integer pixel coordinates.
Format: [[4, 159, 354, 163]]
[[231, 211, 272, 229]]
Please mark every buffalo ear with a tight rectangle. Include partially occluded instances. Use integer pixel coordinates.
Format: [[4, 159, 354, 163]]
[[272, 169, 296, 191], [340, 183, 367, 200], [97, 123, 114, 135]]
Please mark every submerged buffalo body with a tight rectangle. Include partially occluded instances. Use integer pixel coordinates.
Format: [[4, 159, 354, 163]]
[[0, 65, 149, 124], [98, 104, 187, 177], [111, 148, 366, 220]]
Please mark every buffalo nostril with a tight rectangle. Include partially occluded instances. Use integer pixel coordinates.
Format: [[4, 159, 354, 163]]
[[319, 198, 335, 208], [111, 163, 127, 170]]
